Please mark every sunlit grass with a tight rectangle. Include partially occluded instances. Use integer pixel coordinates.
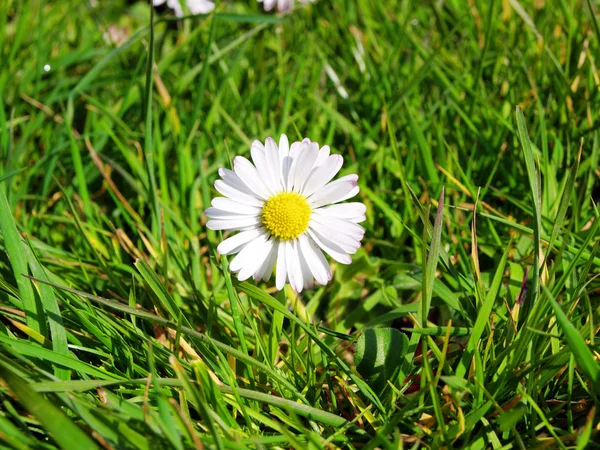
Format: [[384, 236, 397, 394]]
[[0, 0, 599, 448]]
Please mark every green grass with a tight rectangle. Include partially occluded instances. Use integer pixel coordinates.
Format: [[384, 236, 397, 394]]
[[1, 0, 600, 448]]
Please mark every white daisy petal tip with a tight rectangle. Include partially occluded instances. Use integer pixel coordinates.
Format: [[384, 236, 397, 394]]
[[208, 134, 366, 292], [257, 0, 315, 12]]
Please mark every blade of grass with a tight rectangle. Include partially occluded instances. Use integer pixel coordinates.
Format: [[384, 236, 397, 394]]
[[24, 243, 70, 380], [586, 0, 600, 46], [544, 143, 581, 265], [422, 187, 445, 325], [516, 106, 542, 312], [30, 376, 356, 429], [456, 241, 511, 378], [236, 281, 385, 414], [0, 362, 101, 450], [543, 285, 600, 389], [0, 187, 42, 334], [23, 275, 304, 400], [402, 189, 445, 384], [144, 6, 161, 240]]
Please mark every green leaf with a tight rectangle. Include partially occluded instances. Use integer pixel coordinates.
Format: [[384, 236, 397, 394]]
[[29, 377, 355, 429], [237, 281, 385, 413], [545, 146, 581, 264], [24, 244, 70, 380], [0, 187, 42, 334], [586, 0, 600, 51], [402, 188, 446, 382], [456, 241, 510, 378], [135, 259, 189, 327], [405, 101, 439, 185], [0, 167, 26, 183], [0, 334, 123, 380], [354, 328, 408, 394], [544, 286, 600, 389], [143, 6, 161, 238], [423, 187, 445, 325], [495, 405, 526, 433], [440, 376, 471, 392], [0, 362, 100, 450], [576, 407, 595, 450], [515, 106, 542, 310], [26, 276, 302, 399], [171, 356, 224, 450]]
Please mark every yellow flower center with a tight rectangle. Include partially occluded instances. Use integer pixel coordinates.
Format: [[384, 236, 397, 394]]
[[261, 192, 311, 241]]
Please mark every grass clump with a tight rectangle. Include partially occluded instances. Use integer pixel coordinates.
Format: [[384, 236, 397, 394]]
[[0, 0, 599, 448]]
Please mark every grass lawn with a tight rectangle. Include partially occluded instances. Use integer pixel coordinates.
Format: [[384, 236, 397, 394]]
[[1, 0, 599, 448]]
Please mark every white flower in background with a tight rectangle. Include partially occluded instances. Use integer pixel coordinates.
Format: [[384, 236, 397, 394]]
[[102, 25, 130, 46], [205, 135, 366, 293], [153, 0, 214, 17], [258, 0, 315, 13], [187, 0, 215, 14]]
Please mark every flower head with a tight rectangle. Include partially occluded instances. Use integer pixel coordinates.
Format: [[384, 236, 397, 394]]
[[153, 0, 214, 17], [257, 0, 315, 13], [205, 135, 366, 292]]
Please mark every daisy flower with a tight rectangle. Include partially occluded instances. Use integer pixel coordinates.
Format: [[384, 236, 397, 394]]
[[205, 135, 366, 293], [258, 0, 315, 13], [153, 0, 215, 17]]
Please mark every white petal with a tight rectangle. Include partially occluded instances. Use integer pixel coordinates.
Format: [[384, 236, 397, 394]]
[[285, 240, 304, 293], [218, 168, 254, 195], [250, 140, 265, 154], [251, 141, 278, 195], [340, 215, 366, 224], [338, 186, 360, 203], [206, 217, 261, 231], [281, 156, 293, 191], [275, 242, 288, 290], [260, 0, 276, 10], [299, 249, 314, 290], [310, 215, 365, 241], [301, 154, 343, 197], [255, 241, 279, 281], [313, 202, 366, 220], [307, 229, 352, 265], [167, 0, 184, 16], [214, 180, 263, 208], [237, 238, 274, 281], [204, 207, 257, 220], [284, 141, 306, 191], [233, 156, 271, 200], [265, 138, 282, 192], [308, 175, 359, 208], [229, 234, 268, 275], [278, 134, 289, 164], [236, 224, 264, 232], [314, 145, 330, 167], [218, 168, 265, 203], [187, 0, 214, 14], [276, 0, 292, 11], [211, 197, 262, 215], [292, 142, 319, 192], [309, 220, 361, 253], [298, 234, 331, 285], [217, 229, 262, 255]]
